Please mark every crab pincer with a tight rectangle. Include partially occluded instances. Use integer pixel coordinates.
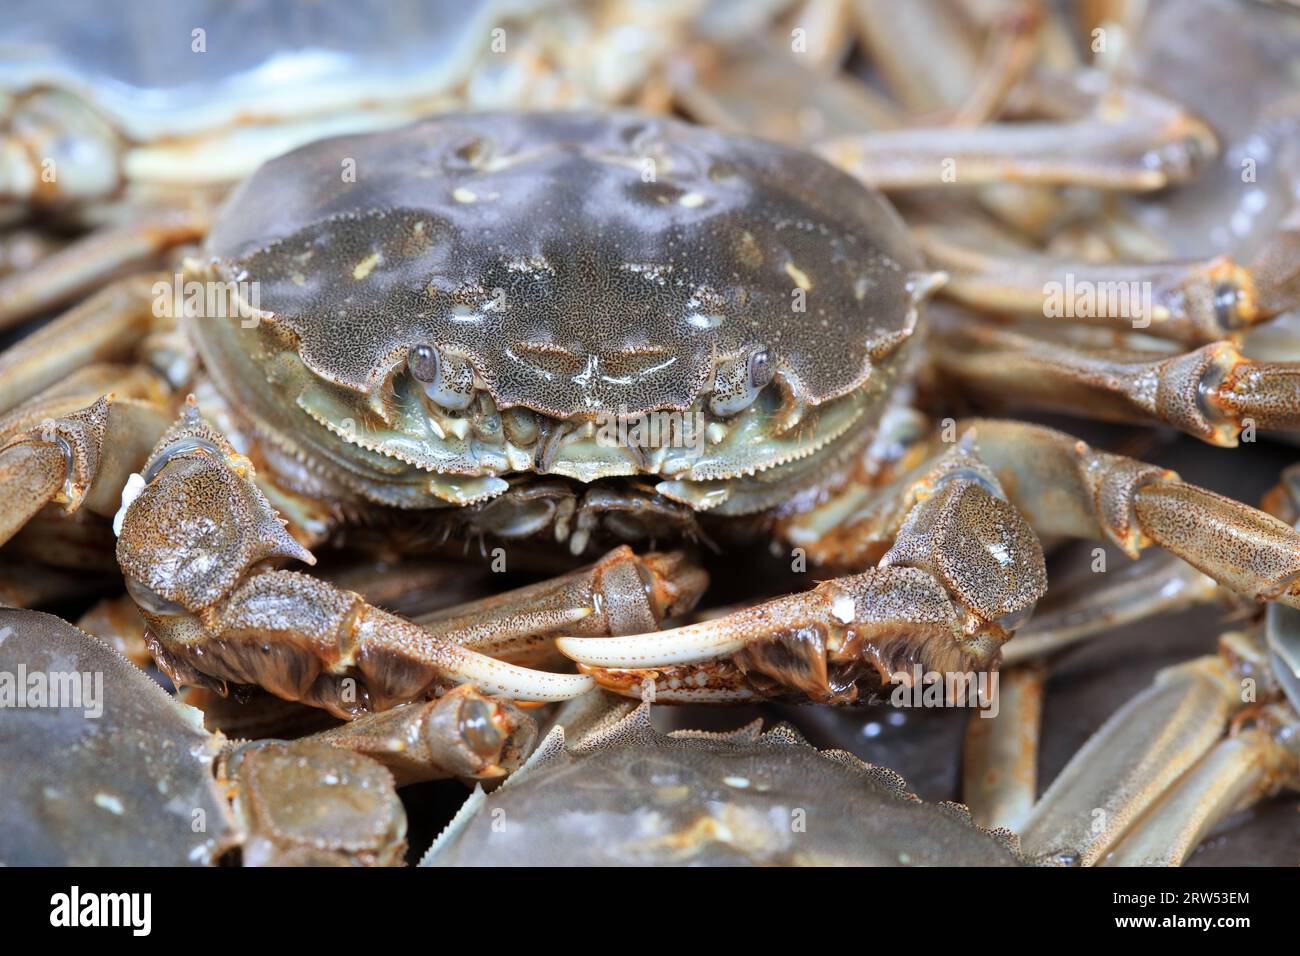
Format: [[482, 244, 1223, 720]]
[[116, 401, 595, 715], [560, 440, 1047, 704]]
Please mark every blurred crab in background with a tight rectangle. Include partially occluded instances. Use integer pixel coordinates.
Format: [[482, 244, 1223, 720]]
[[3, 0, 1300, 867]]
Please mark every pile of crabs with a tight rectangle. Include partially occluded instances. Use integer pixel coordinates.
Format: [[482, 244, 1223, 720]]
[[2, 0, 1300, 865]]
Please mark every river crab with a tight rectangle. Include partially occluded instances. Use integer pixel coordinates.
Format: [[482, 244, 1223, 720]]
[[0, 606, 537, 865], [3, 107, 1300, 725], [421, 697, 1022, 866]]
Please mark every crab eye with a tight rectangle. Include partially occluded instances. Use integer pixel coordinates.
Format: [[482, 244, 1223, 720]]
[[710, 349, 772, 417], [407, 343, 440, 382], [407, 344, 475, 411], [458, 697, 504, 760]]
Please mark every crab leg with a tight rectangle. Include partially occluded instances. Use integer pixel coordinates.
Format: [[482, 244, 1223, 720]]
[[415, 546, 706, 669], [782, 409, 1300, 608], [1018, 628, 1279, 866], [914, 214, 1293, 344], [962, 662, 1045, 832], [0, 390, 170, 548], [851, 0, 1042, 126], [932, 320, 1300, 444], [559, 439, 1047, 703], [817, 86, 1215, 192], [306, 685, 538, 786], [946, 4, 1043, 127], [0, 208, 206, 329], [115, 401, 599, 714], [0, 275, 160, 416], [1018, 653, 1241, 865], [849, 0, 984, 116], [1102, 706, 1300, 866], [787, 0, 855, 71], [959, 418, 1300, 608]]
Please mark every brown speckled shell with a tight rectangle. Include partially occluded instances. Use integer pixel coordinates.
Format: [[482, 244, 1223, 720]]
[[205, 111, 921, 417]]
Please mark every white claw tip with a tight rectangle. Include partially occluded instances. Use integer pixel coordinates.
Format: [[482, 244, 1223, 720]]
[[830, 592, 856, 625], [113, 472, 147, 537]]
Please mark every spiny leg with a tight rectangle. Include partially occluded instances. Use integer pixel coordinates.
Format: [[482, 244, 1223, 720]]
[[559, 437, 1047, 703], [931, 314, 1300, 445]]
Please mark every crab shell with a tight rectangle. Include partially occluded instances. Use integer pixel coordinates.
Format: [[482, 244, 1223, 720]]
[[190, 110, 930, 514], [0, 607, 238, 865], [421, 702, 1021, 866]]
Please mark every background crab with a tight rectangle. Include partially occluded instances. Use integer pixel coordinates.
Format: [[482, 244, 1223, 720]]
[[2, 0, 1300, 867]]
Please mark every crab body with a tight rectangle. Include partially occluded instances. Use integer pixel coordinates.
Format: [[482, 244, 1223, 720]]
[[190, 111, 925, 523], [106, 110, 962, 716]]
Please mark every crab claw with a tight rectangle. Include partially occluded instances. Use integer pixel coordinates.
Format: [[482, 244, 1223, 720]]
[[560, 566, 989, 704], [560, 444, 1047, 704], [439, 643, 596, 703]]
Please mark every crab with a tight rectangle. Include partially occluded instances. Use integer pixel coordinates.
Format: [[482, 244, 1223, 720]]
[[4, 0, 1300, 867], [1, 105, 1299, 716], [0, 606, 536, 865], [421, 695, 1022, 866]]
